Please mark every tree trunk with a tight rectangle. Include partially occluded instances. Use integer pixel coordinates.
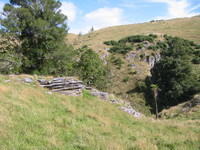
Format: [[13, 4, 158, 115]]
[[154, 97, 158, 119]]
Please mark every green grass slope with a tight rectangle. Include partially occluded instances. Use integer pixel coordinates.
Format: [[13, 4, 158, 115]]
[[69, 16, 200, 51], [0, 74, 200, 149], [159, 94, 200, 120]]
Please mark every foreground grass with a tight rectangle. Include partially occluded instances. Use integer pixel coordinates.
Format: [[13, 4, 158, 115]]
[[0, 75, 199, 149]]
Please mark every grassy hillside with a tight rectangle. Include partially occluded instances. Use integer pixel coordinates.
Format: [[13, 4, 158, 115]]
[[68, 15, 200, 51], [0, 74, 200, 149], [159, 94, 200, 120], [67, 16, 200, 115]]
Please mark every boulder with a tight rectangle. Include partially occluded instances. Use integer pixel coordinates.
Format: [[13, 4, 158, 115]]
[[24, 78, 34, 83], [125, 52, 137, 59], [105, 48, 110, 51], [110, 99, 120, 104], [90, 91, 108, 101], [4, 80, 11, 82], [155, 53, 161, 62], [130, 64, 136, 68], [143, 41, 151, 48], [100, 53, 108, 60], [118, 106, 141, 118], [147, 56, 155, 67]]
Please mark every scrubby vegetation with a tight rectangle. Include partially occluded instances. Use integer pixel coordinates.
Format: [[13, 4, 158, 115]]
[[77, 48, 110, 90], [104, 33, 200, 115], [104, 34, 158, 54], [142, 36, 200, 112]]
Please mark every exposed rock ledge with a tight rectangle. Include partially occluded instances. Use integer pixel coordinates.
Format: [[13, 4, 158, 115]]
[[38, 77, 141, 118]]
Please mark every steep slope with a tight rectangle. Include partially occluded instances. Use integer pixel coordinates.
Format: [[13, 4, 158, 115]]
[[68, 15, 200, 51], [0, 74, 199, 149], [159, 94, 200, 120], [67, 16, 200, 115]]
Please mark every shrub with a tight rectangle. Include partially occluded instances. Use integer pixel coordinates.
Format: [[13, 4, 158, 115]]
[[137, 43, 143, 50], [192, 58, 200, 64], [149, 34, 158, 38], [109, 45, 132, 54], [137, 81, 147, 92], [78, 49, 110, 90], [119, 35, 154, 43], [148, 45, 157, 51], [103, 40, 117, 46], [122, 76, 130, 82], [156, 41, 168, 49], [129, 71, 137, 75], [140, 53, 145, 59]]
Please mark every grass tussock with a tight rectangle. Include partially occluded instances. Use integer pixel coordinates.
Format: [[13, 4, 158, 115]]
[[0, 74, 199, 149]]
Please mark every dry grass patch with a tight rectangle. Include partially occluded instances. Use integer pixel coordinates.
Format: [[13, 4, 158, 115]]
[[135, 138, 158, 150], [0, 85, 9, 93], [62, 101, 77, 114], [87, 113, 110, 126]]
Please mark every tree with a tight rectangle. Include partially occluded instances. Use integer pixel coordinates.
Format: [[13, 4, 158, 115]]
[[151, 37, 200, 110], [0, 34, 22, 73], [89, 26, 94, 33], [78, 49, 110, 90], [151, 84, 159, 119], [0, 0, 68, 73]]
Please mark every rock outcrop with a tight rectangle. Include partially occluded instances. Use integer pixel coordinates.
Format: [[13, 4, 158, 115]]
[[37, 77, 141, 118], [90, 90, 109, 101], [118, 106, 141, 118], [38, 77, 84, 96]]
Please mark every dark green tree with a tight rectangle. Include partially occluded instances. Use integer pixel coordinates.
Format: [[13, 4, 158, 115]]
[[0, 0, 68, 73], [78, 49, 110, 90], [151, 37, 200, 110]]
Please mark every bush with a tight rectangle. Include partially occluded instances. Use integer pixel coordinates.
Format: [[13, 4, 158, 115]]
[[137, 81, 147, 92], [156, 41, 168, 49], [112, 58, 124, 65], [119, 35, 154, 43], [109, 45, 132, 54], [192, 58, 200, 64], [149, 34, 158, 38], [148, 45, 157, 51], [129, 71, 137, 75], [78, 49, 110, 90], [137, 43, 143, 50], [0, 52, 22, 74], [103, 40, 117, 46], [112, 57, 124, 69], [140, 53, 145, 59], [122, 76, 130, 82]]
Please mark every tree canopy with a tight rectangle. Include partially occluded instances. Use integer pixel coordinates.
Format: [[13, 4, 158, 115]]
[[78, 49, 110, 90], [0, 0, 69, 73], [150, 37, 200, 110]]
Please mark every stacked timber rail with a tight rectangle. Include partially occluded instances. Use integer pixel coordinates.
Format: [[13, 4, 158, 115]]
[[38, 77, 86, 96]]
